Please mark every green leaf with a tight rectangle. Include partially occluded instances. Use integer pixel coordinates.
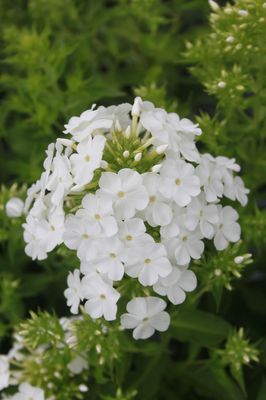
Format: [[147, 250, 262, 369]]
[[257, 379, 266, 400], [171, 310, 232, 347]]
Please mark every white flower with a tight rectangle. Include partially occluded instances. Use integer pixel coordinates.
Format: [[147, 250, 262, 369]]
[[64, 269, 83, 314], [78, 193, 117, 237], [98, 169, 149, 219], [153, 266, 197, 305], [0, 355, 9, 390], [165, 228, 204, 265], [196, 154, 224, 202], [159, 159, 200, 207], [46, 150, 73, 206], [67, 356, 88, 375], [141, 173, 172, 227], [63, 214, 101, 261], [63, 105, 114, 142], [186, 196, 219, 239], [118, 218, 151, 247], [123, 242, 172, 286], [214, 206, 241, 250], [88, 237, 125, 281], [224, 176, 249, 206], [37, 209, 65, 252], [82, 275, 120, 321], [23, 215, 48, 260], [11, 383, 45, 400], [5, 197, 24, 218], [160, 205, 186, 239], [140, 108, 201, 161], [120, 297, 170, 340], [70, 135, 106, 186]]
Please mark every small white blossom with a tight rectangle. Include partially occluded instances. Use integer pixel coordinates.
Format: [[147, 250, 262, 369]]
[[70, 135, 106, 186], [67, 356, 88, 374], [63, 214, 101, 261], [121, 297, 170, 340], [159, 159, 200, 207], [123, 242, 172, 286], [141, 173, 173, 227], [78, 193, 117, 237], [186, 196, 219, 239], [153, 266, 197, 305], [82, 275, 120, 321], [64, 269, 83, 314], [6, 197, 24, 218], [98, 169, 149, 219], [0, 356, 9, 390], [165, 228, 204, 265], [214, 206, 241, 250], [11, 383, 45, 400], [118, 218, 151, 247]]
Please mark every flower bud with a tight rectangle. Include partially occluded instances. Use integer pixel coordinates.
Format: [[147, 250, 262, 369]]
[[151, 164, 162, 173], [5, 197, 24, 218], [123, 150, 130, 158], [134, 152, 142, 161], [131, 97, 142, 117], [156, 144, 168, 154], [238, 9, 248, 17], [208, 0, 220, 11], [234, 256, 244, 264]]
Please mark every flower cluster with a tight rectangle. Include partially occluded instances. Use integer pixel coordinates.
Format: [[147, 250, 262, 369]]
[[0, 317, 88, 399], [17, 97, 248, 339]]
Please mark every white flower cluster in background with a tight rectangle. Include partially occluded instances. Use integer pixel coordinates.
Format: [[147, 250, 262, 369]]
[[10, 97, 249, 340], [0, 318, 88, 399]]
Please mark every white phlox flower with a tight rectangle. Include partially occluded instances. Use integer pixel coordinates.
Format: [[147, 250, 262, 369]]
[[123, 242, 172, 286], [19, 97, 248, 339], [10, 382, 45, 400], [82, 275, 120, 321], [63, 214, 101, 261], [214, 205, 241, 250], [98, 168, 149, 219], [64, 269, 83, 314], [70, 135, 106, 186], [0, 356, 9, 390], [78, 193, 117, 237], [141, 173, 173, 227], [159, 159, 200, 207], [120, 297, 170, 339], [153, 265, 197, 305]]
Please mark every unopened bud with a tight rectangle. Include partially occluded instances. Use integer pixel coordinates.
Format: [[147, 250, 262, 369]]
[[79, 384, 88, 392], [208, 0, 220, 11], [114, 119, 121, 132], [6, 197, 24, 218], [123, 150, 130, 158], [70, 185, 85, 193], [56, 138, 74, 147], [124, 126, 131, 138], [132, 97, 142, 117], [100, 160, 108, 169], [134, 152, 142, 162], [156, 144, 168, 154], [217, 81, 226, 89], [151, 164, 162, 173], [238, 9, 248, 17], [234, 256, 244, 264], [226, 36, 235, 43]]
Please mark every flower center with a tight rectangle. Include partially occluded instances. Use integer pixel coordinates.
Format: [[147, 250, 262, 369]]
[[219, 223, 223, 229], [95, 214, 101, 220], [182, 236, 187, 242], [82, 233, 89, 239], [149, 195, 156, 203], [126, 235, 133, 241], [110, 253, 117, 258], [100, 294, 106, 299], [175, 178, 181, 186], [84, 155, 91, 162], [50, 224, 55, 231], [143, 317, 149, 322], [144, 258, 151, 264], [117, 191, 125, 198]]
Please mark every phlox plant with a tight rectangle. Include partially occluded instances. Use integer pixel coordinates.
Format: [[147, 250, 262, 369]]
[[0, 1, 265, 400]]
